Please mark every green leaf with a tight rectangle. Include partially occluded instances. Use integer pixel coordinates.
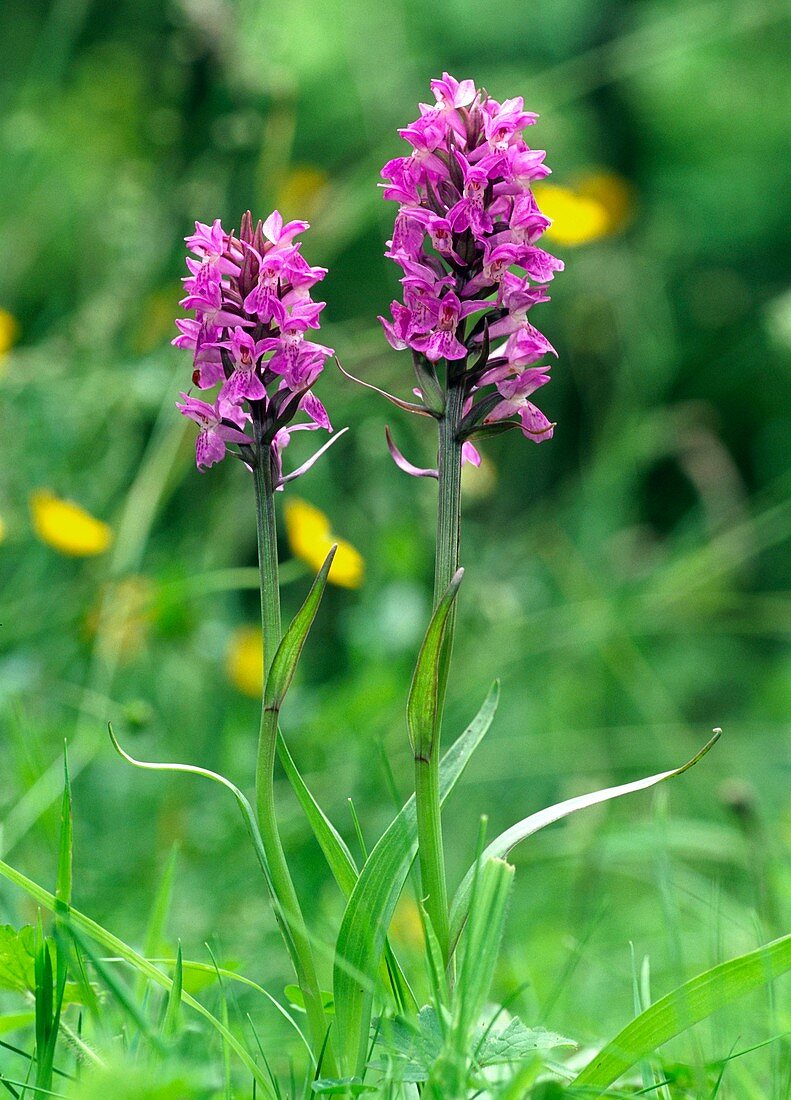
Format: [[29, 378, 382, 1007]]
[[55, 747, 72, 910], [411, 351, 445, 416], [573, 932, 791, 1094], [373, 1005, 444, 1083], [108, 726, 283, 939], [265, 546, 336, 712], [449, 733, 721, 954], [406, 568, 464, 760], [276, 732, 357, 897], [285, 983, 335, 1014], [0, 858, 277, 1098], [475, 1018, 576, 1066], [450, 857, 514, 1060], [311, 1078, 376, 1095], [160, 943, 183, 1041], [333, 681, 499, 1077], [0, 924, 36, 993]]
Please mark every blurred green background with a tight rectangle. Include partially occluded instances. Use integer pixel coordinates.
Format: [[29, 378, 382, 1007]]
[[1, 0, 789, 1089]]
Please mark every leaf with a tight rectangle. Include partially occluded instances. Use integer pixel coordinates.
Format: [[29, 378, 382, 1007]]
[[55, 747, 72, 909], [277, 732, 416, 1014], [160, 943, 183, 1041], [0, 858, 277, 1098], [0, 924, 36, 993], [406, 569, 464, 760], [336, 358, 432, 417], [285, 983, 335, 1014], [451, 858, 514, 1058], [333, 681, 500, 1077], [573, 932, 791, 1094], [266, 546, 336, 711], [475, 1017, 575, 1066], [108, 726, 282, 931], [374, 1005, 444, 1083], [311, 1078, 376, 1095], [276, 733, 358, 898], [448, 733, 721, 954], [456, 391, 504, 440], [411, 351, 445, 415]]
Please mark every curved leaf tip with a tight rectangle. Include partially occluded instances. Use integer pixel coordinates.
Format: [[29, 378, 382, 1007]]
[[675, 727, 721, 777]]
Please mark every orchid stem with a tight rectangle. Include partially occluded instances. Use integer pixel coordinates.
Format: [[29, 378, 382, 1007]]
[[416, 377, 464, 970], [252, 450, 333, 1068]]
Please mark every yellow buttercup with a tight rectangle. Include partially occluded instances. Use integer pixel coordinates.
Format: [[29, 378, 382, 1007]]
[[30, 490, 113, 557], [284, 498, 364, 589]]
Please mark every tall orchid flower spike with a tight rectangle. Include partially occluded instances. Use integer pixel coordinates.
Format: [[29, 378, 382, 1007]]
[[173, 210, 342, 486], [366, 73, 563, 484]]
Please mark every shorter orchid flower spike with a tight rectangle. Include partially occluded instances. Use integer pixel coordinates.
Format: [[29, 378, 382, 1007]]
[[174, 210, 343, 482]]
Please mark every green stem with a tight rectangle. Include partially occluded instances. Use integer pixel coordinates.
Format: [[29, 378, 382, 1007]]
[[416, 378, 465, 967], [252, 451, 333, 1068]]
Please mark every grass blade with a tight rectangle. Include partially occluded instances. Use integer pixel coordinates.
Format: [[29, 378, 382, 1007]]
[[55, 748, 72, 911], [574, 932, 791, 1094], [160, 943, 183, 1042]]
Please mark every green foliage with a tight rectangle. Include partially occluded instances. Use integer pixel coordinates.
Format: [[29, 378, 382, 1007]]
[[333, 682, 500, 1076], [574, 933, 791, 1093], [406, 568, 464, 761], [265, 547, 337, 713]]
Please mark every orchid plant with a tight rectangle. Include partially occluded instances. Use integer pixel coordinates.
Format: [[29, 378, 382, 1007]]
[[9, 73, 781, 1100]]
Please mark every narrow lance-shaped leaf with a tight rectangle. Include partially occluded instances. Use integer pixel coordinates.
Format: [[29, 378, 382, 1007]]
[[336, 358, 432, 417], [277, 733, 358, 897], [574, 932, 791, 1094], [276, 730, 416, 1014], [135, 844, 179, 1003], [448, 732, 721, 955], [0, 857, 277, 1098], [333, 681, 500, 1077], [265, 546, 336, 712], [407, 569, 464, 761], [160, 942, 183, 1041], [55, 746, 72, 911]]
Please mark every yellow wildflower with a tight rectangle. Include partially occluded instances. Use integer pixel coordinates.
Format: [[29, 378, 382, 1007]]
[[284, 498, 364, 589], [576, 170, 634, 234], [30, 490, 113, 557], [226, 625, 264, 698], [0, 514, 6, 543], [535, 170, 634, 247], [533, 183, 610, 247]]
